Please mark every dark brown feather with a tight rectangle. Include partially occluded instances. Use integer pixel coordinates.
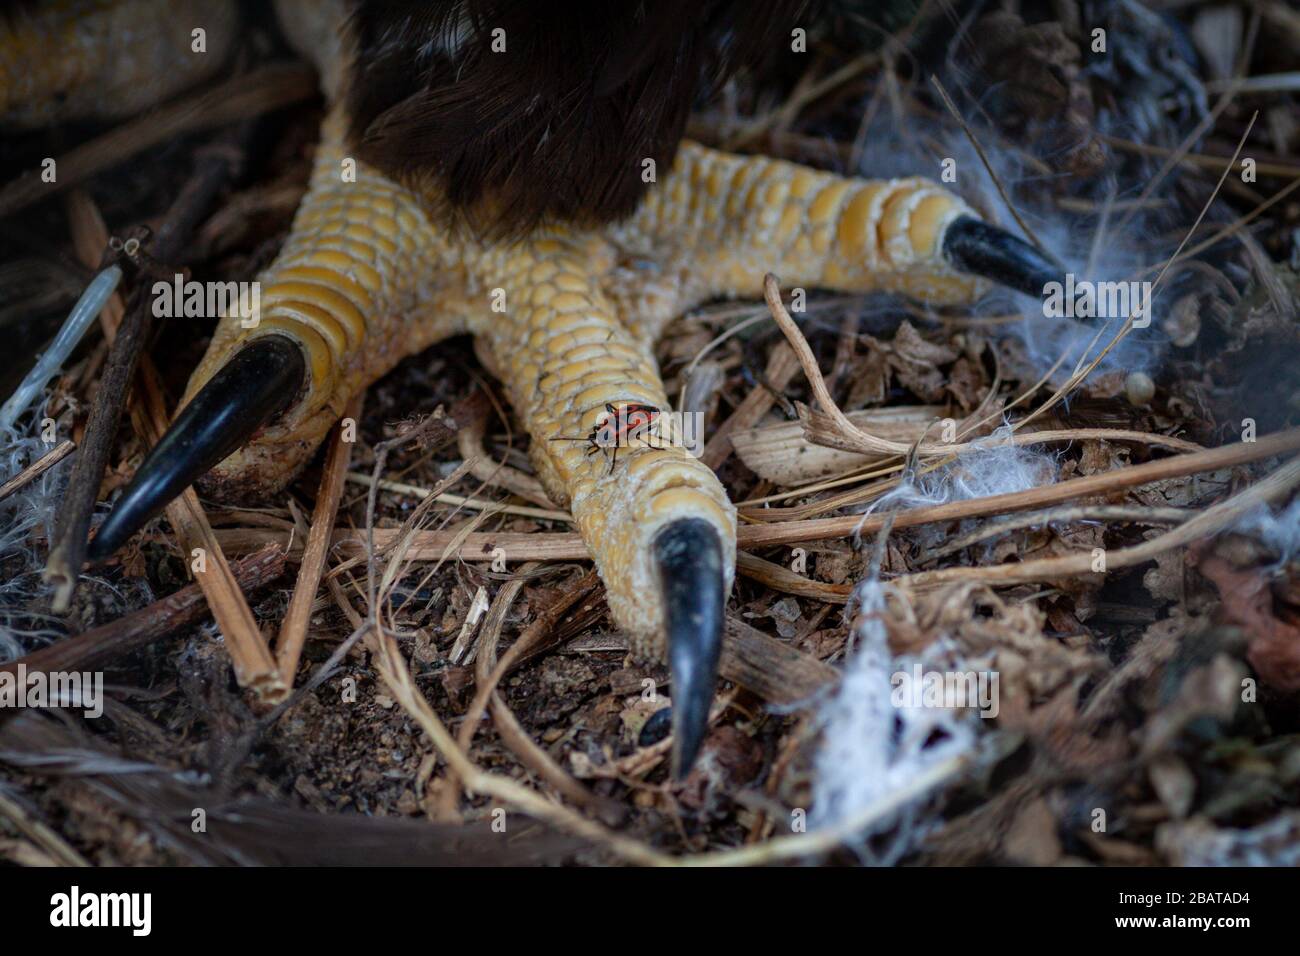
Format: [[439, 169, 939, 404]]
[[344, 0, 814, 236]]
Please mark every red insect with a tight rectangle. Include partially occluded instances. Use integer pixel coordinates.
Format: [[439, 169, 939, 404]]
[[549, 401, 664, 474]]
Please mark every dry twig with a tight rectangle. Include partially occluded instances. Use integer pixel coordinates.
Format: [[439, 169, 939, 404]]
[[1, 545, 284, 678], [0, 440, 74, 504], [58, 195, 285, 702], [275, 395, 365, 683], [900, 455, 1300, 589]]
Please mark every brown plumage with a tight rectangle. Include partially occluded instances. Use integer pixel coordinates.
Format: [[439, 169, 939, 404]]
[[344, 0, 813, 236]]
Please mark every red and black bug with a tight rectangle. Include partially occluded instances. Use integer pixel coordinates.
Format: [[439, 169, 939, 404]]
[[549, 401, 664, 474]]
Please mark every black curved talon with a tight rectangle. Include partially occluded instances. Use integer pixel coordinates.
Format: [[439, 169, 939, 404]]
[[87, 336, 307, 562], [942, 215, 1062, 299], [653, 517, 726, 780], [638, 706, 673, 748]]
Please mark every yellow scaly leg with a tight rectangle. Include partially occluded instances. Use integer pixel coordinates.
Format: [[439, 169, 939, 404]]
[[468, 231, 737, 664], [183, 111, 472, 500]]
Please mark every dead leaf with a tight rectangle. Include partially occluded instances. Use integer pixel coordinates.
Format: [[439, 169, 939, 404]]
[[1199, 555, 1300, 690], [1002, 797, 1062, 865]]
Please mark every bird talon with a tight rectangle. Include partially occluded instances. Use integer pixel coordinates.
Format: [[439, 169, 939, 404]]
[[86, 336, 307, 562], [941, 215, 1064, 301], [638, 706, 673, 748], [653, 517, 726, 779]]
